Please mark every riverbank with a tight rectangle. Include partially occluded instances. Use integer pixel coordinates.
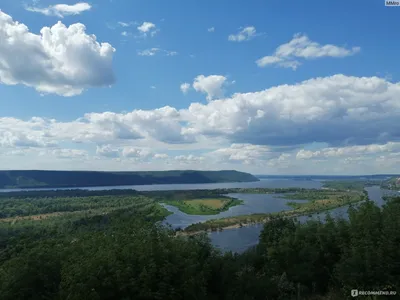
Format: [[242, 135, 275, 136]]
[[179, 189, 367, 234], [162, 197, 244, 215]]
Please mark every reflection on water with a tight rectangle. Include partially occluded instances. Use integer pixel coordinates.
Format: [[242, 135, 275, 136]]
[[0, 178, 322, 193], [3, 178, 397, 254], [162, 194, 305, 229], [164, 184, 399, 254]]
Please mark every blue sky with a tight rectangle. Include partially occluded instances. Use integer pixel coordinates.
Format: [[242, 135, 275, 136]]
[[0, 0, 399, 174]]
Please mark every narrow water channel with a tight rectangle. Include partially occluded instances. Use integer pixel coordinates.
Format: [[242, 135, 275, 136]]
[[164, 185, 398, 253]]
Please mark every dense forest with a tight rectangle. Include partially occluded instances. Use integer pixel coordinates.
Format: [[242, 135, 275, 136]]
[[0, 170, 259, 189], [0, 189, 399, 299], [322, 179, 400, 191]]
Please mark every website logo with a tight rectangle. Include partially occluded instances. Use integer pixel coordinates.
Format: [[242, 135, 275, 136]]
[[386, 1, 400, 6]]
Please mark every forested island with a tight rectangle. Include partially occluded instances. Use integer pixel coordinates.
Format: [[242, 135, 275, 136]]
[[321, 177, 400, 191], [0, 170, 259, 189], [0, 185, 399, 299], [182, 189, 367, 233]]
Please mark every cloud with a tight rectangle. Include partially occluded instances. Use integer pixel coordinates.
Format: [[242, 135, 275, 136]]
[[1, 75, 400, 173], [137, 48, 177, 56], [96, 145, 155, 160], [96, 145, 120, 158], [47, 148, 88, 159], [296, 142, 400, 160], [25, 2, 91, 18], [228, 26, 258, 42], [121, 31, 131, 37], [180, 83, 191, 94], [192, 75, 228, 101], [79, 106, 195, 144], [2, 75, 400, 150], [118, 21, 134, 27], [0, 117, 56, 148], [0, 10, 115, 96], [122, 147, 152, 159], [208, 27, 215, 32], [0, 131, 55, 148], [182, 75, 400, 147], [174, 154, 205, 163], [256, 33, 360, 70], [208, 144, 273, 165], [154, 153, 169, 159], [137, 22, 158, 37]]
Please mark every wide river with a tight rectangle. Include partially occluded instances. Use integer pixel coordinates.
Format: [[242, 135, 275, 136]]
[[1, 178, 398, 253]]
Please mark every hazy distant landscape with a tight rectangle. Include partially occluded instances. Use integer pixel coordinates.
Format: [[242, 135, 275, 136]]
[[1, 0, 399, 298], [0, 170, 258, 189], [1, 174, 399, 299]]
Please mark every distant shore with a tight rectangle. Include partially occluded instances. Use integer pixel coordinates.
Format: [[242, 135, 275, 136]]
[[0, 170, 259, 189], [176, 189, 368, 236]]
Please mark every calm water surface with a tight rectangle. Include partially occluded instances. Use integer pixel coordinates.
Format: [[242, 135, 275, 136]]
[[163, 184, 399, 254], [162, 194, 306, 229], [2, 179, 397, 254], [0, 178, 322, 193]]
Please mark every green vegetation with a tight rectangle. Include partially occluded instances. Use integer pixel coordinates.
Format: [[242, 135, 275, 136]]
[[0, 170, 259, 189], [382, 177, 400, 190], [0, 194, 154, 218], [164, 197, 243, 215], [322, 177, 400, 191], [283, 190, 365, 211], [0, 187, 399, 299], [321, 180, 382, 191], [185, 189, 366, 232], [143, 187, 307, 201]]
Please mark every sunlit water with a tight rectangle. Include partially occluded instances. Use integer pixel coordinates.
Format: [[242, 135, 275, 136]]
[[161, 194, 306, 229], [0, 178, 322, 193], [1, 178, 398, 254], [163, 184, 398, 254]]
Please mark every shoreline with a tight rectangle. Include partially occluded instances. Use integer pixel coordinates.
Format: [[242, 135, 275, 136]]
[[175, 196, 367, 237], [175, 221, 267, 236]]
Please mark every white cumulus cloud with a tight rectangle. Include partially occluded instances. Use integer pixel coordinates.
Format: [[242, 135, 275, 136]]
[[25, 2, 92, 18], [137, 22, 158, 37], [182, 75, 400, 147], [256, 33, 360, 70], [192, 75, 228, 101], [118, 21, 134, 27], [48, 148, 88, 159], [1, 75, 400, 173], [209, 144, 273, 165], [96, 145, 120, 158], [0, 10, 115, 96], [228, 26, 257, 42], [180, 83, 191, 94], [137, 48, 177, 56], [296, 142, 400, 160], [122, 147, 153, 158]]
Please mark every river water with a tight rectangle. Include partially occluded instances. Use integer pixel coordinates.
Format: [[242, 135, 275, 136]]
[[161, 183, 398, 254], [1, 178, 398, 253], [206, 186, 398, 253], [0, 178, 322, 193]]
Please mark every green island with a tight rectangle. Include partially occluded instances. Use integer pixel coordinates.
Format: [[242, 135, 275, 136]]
[[163, 197, 243, 215], [0, 170, 258, 189], [183, 189, 367, 233], [0, 184, 399, 299], [321, 177, 400, 191]]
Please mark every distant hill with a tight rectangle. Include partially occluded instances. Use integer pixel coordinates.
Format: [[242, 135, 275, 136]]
[[382, 176, 400, 190], [256, 174, 400, 180], [0, 170, 259, 189]]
